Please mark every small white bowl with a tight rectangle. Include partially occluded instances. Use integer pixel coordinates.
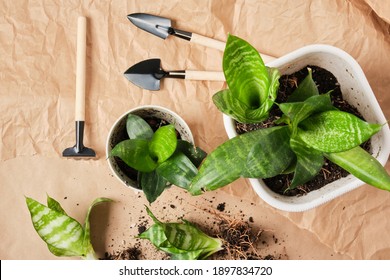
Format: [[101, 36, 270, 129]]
[[106, 105, 194, 191], [223, 44, 390, 212]]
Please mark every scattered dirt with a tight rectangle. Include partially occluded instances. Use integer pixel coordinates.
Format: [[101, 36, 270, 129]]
[[102, 200, 287, 260], [236, 65, 371, 196]]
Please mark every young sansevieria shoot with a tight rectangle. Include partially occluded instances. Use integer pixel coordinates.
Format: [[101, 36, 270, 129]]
[[189, 35, 390, 195], [138, 207, 223, 260], [110, 114, 206, 203], [26, 195, 112, 259]]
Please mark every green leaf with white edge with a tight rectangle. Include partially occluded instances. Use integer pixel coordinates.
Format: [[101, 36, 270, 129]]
[[288, 137, 324, 190], [156, 152, 198, 189], [218, 34, 280, 123], [279, 93, 334, 136], [126, 114, 154, 140], [26, 196, 86, 257], [139, 207, 223, 260], [138, 170, 169, 204], [83, 197, 113, 259], [325, 146, 390, 191], [149, 124, 177, 163], [176, 140, 207, 167], [110, 139, 158, 172], [298, 110, 382, 153], [189, 126, 293, 195], [287, 68, 319, 102], [243, 126, 295, 178]]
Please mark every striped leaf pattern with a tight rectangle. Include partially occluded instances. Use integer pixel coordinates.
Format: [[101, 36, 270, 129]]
[[139, 171, 169, 204], [189, 126, 294, 195], [26, 195, 111, 259], [214, 34, 280, 123], [139, 207, 223, 260], [325, 146, 390, 191], [298, 111, 382, 153]]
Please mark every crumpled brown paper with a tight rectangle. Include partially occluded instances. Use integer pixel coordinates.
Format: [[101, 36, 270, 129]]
[[0, 0, 389, 259]]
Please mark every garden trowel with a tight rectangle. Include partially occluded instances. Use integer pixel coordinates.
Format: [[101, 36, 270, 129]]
[[127, 13, 275, 63], [124, 58, 225, 91], [63, 16, 96, 158]]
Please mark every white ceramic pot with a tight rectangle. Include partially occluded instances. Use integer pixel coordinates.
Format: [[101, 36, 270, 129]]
[[106, 105, 194, 191], [223, 44, 390, 212]]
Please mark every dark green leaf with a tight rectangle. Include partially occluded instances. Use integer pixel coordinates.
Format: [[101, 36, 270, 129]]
[[176, 140, 207, 167], [156, 152, 198, 189], [325, 146, 390, 191], [149, 124, 177, 163], [298, 111, 382, 152], [138, 171, 169, 204], [287, 68, 319, 102], [110, 139, 158, 172], [189, 126, 293, 195], [243, 126, 295, 178], [126, 114, 154, 140], [288, 137, 324, 190]]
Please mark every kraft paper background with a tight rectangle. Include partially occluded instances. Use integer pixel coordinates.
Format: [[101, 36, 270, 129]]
[[1, 0, 389, 259]]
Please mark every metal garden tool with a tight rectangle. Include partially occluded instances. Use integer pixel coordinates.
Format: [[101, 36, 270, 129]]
[[124, 58, 225, 91], [63, 16, 96, 158], [127, 13, 275, 63]]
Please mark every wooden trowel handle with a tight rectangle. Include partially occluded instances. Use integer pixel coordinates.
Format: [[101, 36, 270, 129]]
[[185, 70, 225, 81], [190, 32, 276, 63], [75, 16, 87, 122]]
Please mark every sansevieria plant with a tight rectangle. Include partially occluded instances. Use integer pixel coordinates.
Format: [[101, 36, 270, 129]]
[[188, 35, 390, 195], [26, 195, 112, 259]]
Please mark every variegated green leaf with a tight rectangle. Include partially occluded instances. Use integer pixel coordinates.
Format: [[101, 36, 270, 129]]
[[216, 34, 280, 123], [325, 146, 390, 191], [126, 114, 154, 140], [47, 195, 67, 215], [287, 67, 319, 102], [279, 93, 334, 136], [288, 137, 324, 190], [156, 152, 198, 189], [243, 126, 295, 178], [149, 124, 177, 163], [26, 197, 85, 257], [298, 111, 382, 152], [139, 207, 223, 260], [138, 170, 169, 204], [189, 126, 293, 195], [110, 139, 158, 172]]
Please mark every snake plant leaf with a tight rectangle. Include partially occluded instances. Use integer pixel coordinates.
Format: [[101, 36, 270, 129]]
[[288, 137, 324, 190], [217, 34, 280, 123], [126, 114, 154, 140], [287, 67, 319, 102], [83, 197, 113, 259], [298, 110, 382, 153], [47, 195, 67, 215], [325, 146, 390, 191], [110, 139, 158, 172], [139, 207, 223, 260], [138, 170, 169, 204], [176, 140, 207, 167], [189, 126, 292, 195], [243, 126, 295, 178], [149, 124, 177, 163], [279, 93, 335, 136], [26, 196, 86, 257], [156, 152, 198, 189]]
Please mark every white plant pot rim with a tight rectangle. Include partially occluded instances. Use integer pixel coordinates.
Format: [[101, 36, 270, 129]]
[[223, 44, 390, 212], [106, 105, 194, 191]]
